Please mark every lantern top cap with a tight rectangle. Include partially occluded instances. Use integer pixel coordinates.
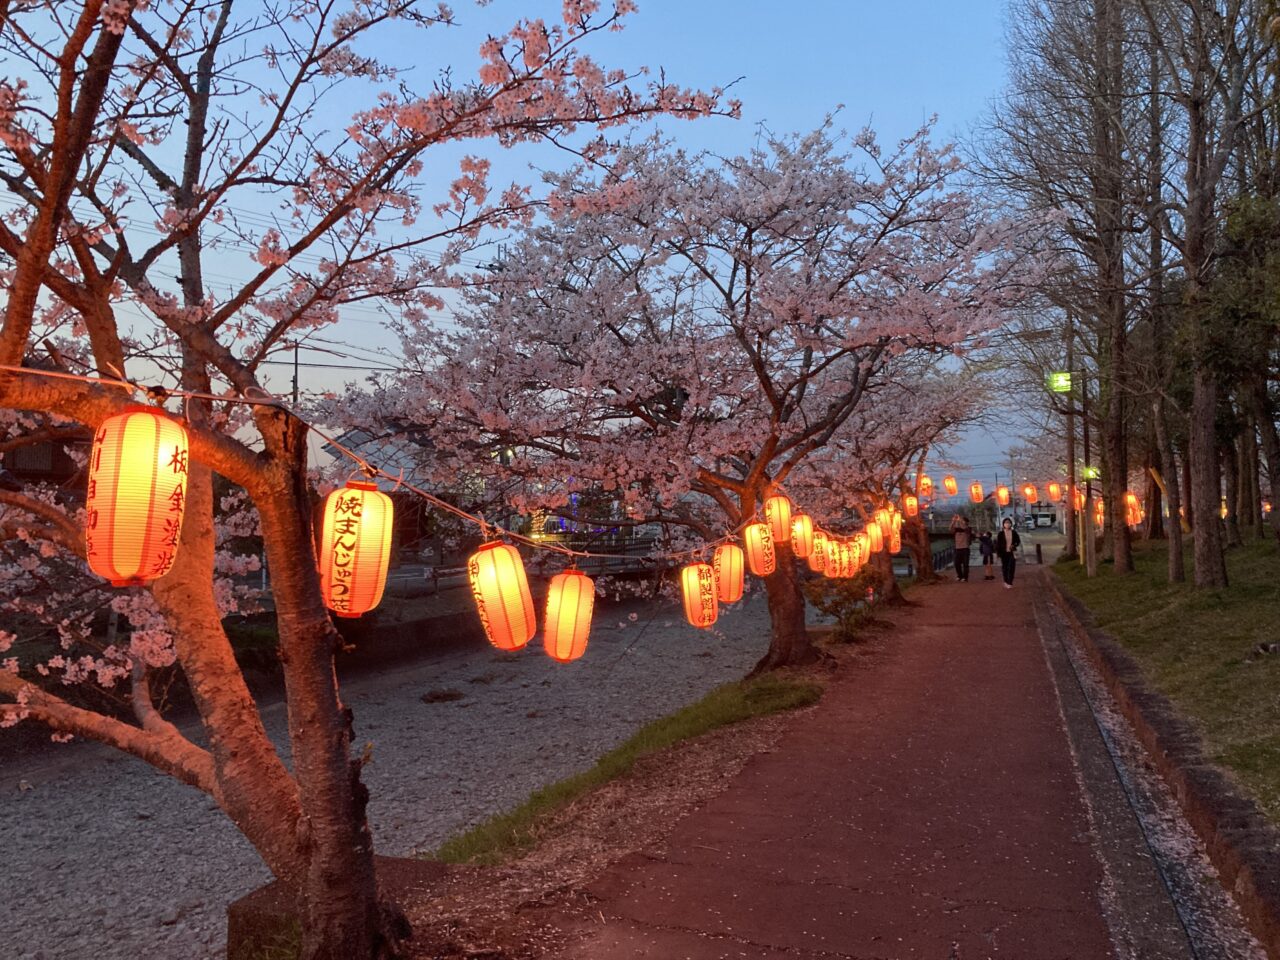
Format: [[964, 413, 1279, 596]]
[[343, 479, 380, 492]]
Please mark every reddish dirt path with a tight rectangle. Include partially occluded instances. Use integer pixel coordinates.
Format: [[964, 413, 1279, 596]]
[[556, 570, 1116, 959]]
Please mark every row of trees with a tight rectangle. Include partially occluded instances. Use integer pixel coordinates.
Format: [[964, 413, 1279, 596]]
[[981, 0, 1280, 586]]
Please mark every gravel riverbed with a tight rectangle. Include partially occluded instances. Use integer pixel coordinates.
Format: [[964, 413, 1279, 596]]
[[2, 596, 773, 960]]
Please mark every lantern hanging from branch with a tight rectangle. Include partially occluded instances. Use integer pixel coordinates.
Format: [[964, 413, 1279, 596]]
[[904, 494, 919, 517], [681, 562, 718, 628], [1022, 484, 1038, 504], [743, 522, 776, 576], [856, 532, 870, 564], [889, 528, 902, 553], [868, 524, 884, 553], [790, 513, 815, 558], [86, 407, 191, 587], [764, 494, 792, 544], [969, 482, 984, 504], [1074, 487, 1086, 511], [468, 541, 536, 651], [544, 569, 595, 662], [808, 530, 828, 573], [825, 536, 843, 574], [1048, 481, 1062, 502], [996, 485, 1011, 507], [713, 543, 745, 603], [318, 480, 394, 618], [943, 475, 959, 497], [919, 474, 933, 497], [874, 507, 892, 538]]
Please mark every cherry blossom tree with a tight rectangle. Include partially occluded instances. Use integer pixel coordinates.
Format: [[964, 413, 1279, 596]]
[[0, 2, 732, 956], [373, 123, 1033, 671]]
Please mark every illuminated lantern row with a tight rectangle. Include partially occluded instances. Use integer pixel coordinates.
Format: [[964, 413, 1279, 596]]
[[681, 561, 718, 628], [970, 482, 984, 504], [764, 494, 792, 544], [744, 521, 776, 576], [318, 481, 394, 618], [904, 494, 919, 517], [809, 530, 828, 573], [943, 475, 959, 497], [544, 569, 595, 662], [468, 541, 537, 651], [1048, 481, 1062, 501], [86, 407, 190, 587], [713, 542, 745, 603], [996, 485, 1011, 507], [1022, 484, 1038, 504], [790, 513, 815, 558]]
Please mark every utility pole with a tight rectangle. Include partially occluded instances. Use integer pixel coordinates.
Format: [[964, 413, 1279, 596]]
[[1064, 319, 1078, 560]]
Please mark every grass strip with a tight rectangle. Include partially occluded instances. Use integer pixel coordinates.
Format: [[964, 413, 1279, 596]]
[[431, 673, 823, 865], [1053, 536, 1280, 823]]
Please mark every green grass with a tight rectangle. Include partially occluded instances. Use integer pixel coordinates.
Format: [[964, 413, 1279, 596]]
[[1054, 536, 1280, 823], [431, 674, 823, 865]]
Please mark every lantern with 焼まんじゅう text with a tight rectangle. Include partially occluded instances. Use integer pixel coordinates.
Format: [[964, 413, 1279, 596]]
[[318, 480, 394, 618]]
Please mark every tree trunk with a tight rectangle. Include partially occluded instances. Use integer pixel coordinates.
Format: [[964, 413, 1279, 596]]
[[1143, 452, 1165, 541], [254, 407, 405, 960], [1250, 379, 1280, 544], [903, 513, 939, 582], [1189, 367, 1229, 587], [752, 548, 817, 673], [1223, 441, 1242, 548]]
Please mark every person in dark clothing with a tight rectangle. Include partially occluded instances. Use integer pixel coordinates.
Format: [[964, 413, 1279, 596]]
[[978, 531, 995, 580], [949, 513, 972, 581], [994, 517, 1022, 588]]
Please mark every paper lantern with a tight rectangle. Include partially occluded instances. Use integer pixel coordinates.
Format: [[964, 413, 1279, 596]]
[[318, 480, 394, 618], [809, 530, 828, 572], [874, 507, 892, 538], [889, 529, 902, 553], [868, 523, 884, 553], [790, 513, 815, 558], [1022, 484, 1038, 503], [943, 475, 959, 497], [743, 521, 776, 576], [904, 494, 919, 517], [713, 543, 745, 603], [856, 531, 870, 563], [1074, 487, 1086, 511], [851, 537, 864, 571], [825, 536, 843, 574], [1048, 481, 1062, 501], [86, 407, 190, 587], [919, 474, 933, 497], [681, 562, 718, 628], [996, 485, 1011, 507], [764, 495, 792, 544], [544, 569, 594, 662], [969, 481, 984, 504], [468, 541, 535, 651]]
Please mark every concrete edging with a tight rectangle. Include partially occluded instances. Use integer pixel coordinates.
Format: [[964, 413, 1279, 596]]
[[1046, 575, 1280, 959]]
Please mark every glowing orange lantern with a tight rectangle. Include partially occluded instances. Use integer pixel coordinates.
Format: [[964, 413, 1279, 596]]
[[996, 485, 1011, 507], [919, 474, 933, 497], [851, 537, 864, 570], [86, 407, 190, 587], [544, 569, 594, 662], [970, 482, 984, 503], [790, 513, 815, 558], [1048, 481, 1062, 501], [764, 494, 792, 544], [889, 529, 902, 553], [943, 475, 959, 497], [713, 543, 745, 603], [809, 530, 828, 573], [743, 521, 776, 576], [904, 494, 919, 517], [681, 562, 718, 628], [318, 481, 394, 618], [868, 523, 884, 553], [468, 541, 535, 651], [856, 531, 870, 563], [1074, 487, 1085, 511], [825, 536, 843, 574], [1022, 484, 1038, 503]]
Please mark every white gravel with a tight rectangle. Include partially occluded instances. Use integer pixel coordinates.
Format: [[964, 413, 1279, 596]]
[[2, 595, 773, 960]]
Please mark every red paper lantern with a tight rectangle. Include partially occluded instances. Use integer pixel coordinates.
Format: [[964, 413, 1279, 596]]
[[969, 481, 984, 504], [943, 475, 959, 497], [996, 485, 1011, 507], [764, 495, 792, 544], [713, 543, 745, 603], [790, 513, 815, 558], [889, 529, 902, 553], [318, 481, 394, 618], [1048, 481, 1062, 501], [86, 407, 190, 587], [1074, 487, 1085, 511], [919, 474, 934, 497], [468, 541, 535, 651], [868, 523, 884, 553], [1022, 484, 1038, 503], [544, 569, 594, 662], [904, 494, 919, 517], [681, 562, 718, 628], [744, 521, 776, 576], [809, 530, 828, 572]]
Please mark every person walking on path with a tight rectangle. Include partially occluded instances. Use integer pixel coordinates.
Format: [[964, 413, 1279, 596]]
[[949, 512, 972, 581], [995, 516, 1021, 588], [978, 530, 995, 580]]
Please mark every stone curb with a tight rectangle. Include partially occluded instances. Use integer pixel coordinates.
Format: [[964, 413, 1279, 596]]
[[1046, 576, 1280, 959]]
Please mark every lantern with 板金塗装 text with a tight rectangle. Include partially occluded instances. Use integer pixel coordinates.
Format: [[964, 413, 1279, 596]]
[[904, 494, 919, 517], [970, 482, 984, 504], [790, 513, 814, 558], [744, 521, 776, 576], [681, 562, 718, 628], [318, 480, 394, 618], [764, 494, 792, 544], [919, 474, 933, 497], [86, 407, 190, 587], [944, 475, 959, 497], [544, 569, 594, 662], [468, 541, 536, 651], [713, 543, 745, 603]]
